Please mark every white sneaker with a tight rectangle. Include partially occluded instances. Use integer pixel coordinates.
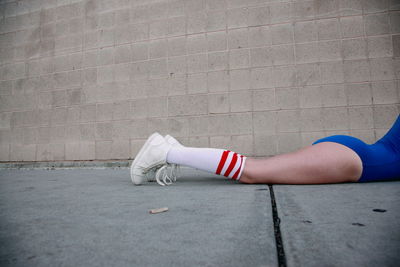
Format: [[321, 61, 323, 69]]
[[165, 135, 184, 148], [146, 135, 184, 183], [130, 132, 172, 185]]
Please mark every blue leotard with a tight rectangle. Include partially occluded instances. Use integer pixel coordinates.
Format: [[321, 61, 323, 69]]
[[312, 115, 400, 182]]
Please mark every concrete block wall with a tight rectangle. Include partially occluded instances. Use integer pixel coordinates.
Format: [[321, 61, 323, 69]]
[[0, 0, 399, 162]]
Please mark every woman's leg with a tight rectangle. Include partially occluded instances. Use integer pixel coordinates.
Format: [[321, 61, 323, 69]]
[[132, 133, 363, 185], [240, 142, 363, 184]]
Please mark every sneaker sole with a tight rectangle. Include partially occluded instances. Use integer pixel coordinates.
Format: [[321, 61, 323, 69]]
[[130, 132, 160, 184]]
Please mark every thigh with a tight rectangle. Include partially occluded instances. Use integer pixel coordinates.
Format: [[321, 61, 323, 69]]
[[297, 142, 363, 183], [267, 142, 363, 184], [242, 141, 364, 184]]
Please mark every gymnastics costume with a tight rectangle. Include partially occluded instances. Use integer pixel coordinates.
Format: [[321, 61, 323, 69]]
[[313, 115, 400, 182]]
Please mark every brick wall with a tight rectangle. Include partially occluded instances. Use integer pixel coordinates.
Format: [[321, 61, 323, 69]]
[[0, 0, 399, 162]]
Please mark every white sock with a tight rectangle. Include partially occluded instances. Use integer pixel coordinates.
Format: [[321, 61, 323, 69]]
[[166, 147, 247, 180]]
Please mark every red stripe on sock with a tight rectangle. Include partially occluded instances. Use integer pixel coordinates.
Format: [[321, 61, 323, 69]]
[[232, 155, 244, 180], [224, 153, 238, 177], [216, 150, 230, 175]]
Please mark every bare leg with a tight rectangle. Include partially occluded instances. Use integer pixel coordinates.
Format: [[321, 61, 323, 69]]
[[240, 142, 363, 184]]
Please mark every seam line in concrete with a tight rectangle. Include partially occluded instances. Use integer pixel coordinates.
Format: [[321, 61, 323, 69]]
[[269, 185, 287, 267]]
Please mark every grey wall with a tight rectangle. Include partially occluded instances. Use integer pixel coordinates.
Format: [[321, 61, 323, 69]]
[[0, 0, 399, 162]]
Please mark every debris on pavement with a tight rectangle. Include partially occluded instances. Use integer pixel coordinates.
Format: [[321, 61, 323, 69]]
[[149, 207, 169, 214]]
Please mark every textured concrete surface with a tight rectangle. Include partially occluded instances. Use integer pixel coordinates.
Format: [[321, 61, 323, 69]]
[[0, 160, 130, 169], [274, 182, 400, 267], [1, 0, 400, 162], [0, 168, 276, 267], [2, 168, 400, 267]]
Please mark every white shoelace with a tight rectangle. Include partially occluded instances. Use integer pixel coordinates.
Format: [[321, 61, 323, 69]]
[[155, 164, 180, 186]]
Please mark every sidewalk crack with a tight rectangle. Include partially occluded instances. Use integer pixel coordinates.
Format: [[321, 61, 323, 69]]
[[269, 185, 286, 267]]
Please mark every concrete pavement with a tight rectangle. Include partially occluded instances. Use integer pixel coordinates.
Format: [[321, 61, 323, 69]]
[[274, 182, 400, 267], [0, 168, 399, 267], [0, 168, 275, 267]]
